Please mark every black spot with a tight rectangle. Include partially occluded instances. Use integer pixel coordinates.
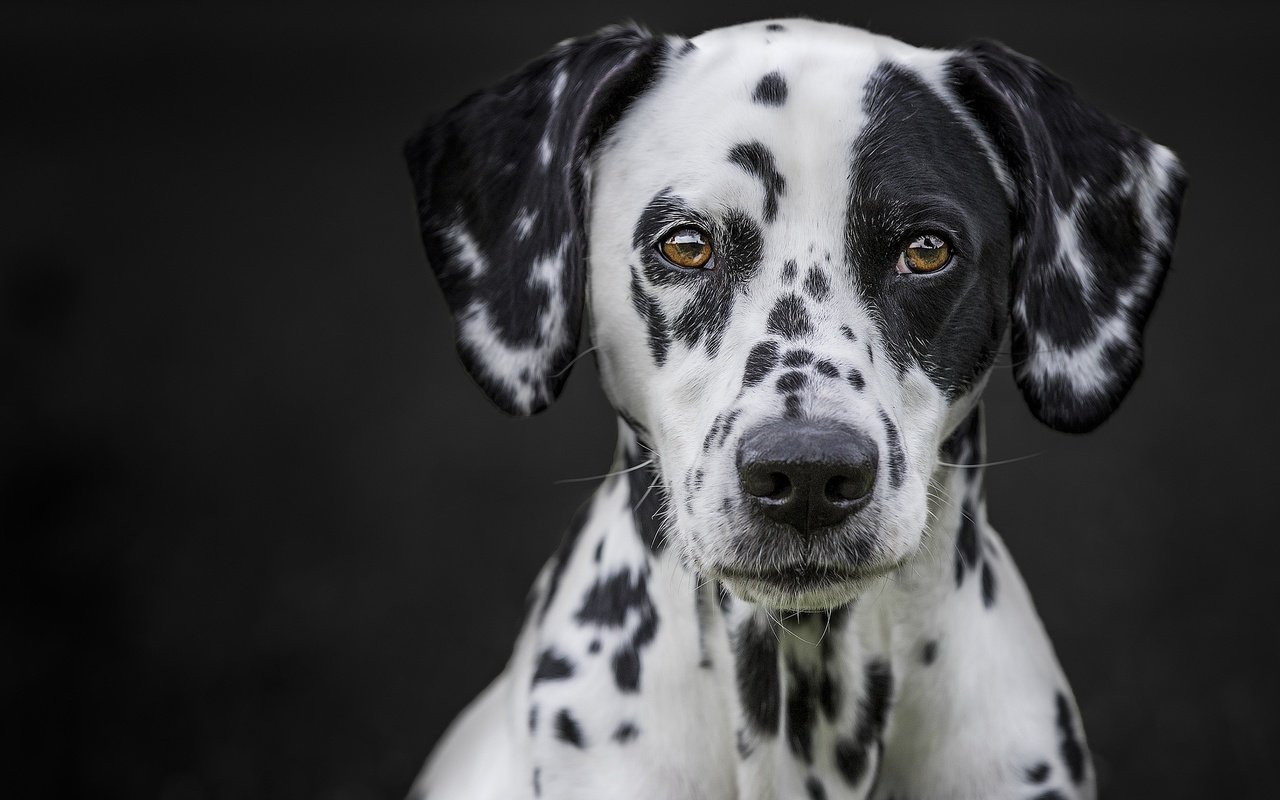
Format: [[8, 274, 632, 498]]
[[766, 22, 786, 31], [630, 265, 670, 366], [776, 370, 808, 394], [532, 648, 575, 685], [981, 561, 997, 607], [1030, 792, 1068, 800], [625, 446, 668, 552], [805, 776, 827, 800], [1056, 691, 1087, 784], [804, 267, 831, 301], [678, 40, 697, 56], [921, 639, 938, 665], [767, 294, 812, 339], [819, 672, 841, 721], [1024, 761, 1052, 783], [729, 141, 787, 222], [753, 71, 788, 106], [716, 581, 733, 614], [588, 639, 601, 654], [846, 368, 866, 391], [612, 721, 639, 743], [593, 540, 604, 562], [576, 567, 659, 693], [785, 395, 802, 419], [878, 409, 905, 489], [782, 259, 798, 282], [554, 708, 585, 748], [835, 659, 894, 787], [532, 766, 541, 796], [840, 325, 857, 342], [783, 349, 814, 367], [735, 617, 781, 735], [786, 660, 816, 763], [612, 645, 641, 691], [529, 704, 539, 733], [814, 359, 840, 379], [736, 728, 753, 759], [743, 340, 781, 387]]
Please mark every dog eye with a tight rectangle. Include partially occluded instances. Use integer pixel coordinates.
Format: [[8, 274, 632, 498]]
[[896, 234, 952, 274], [659, 227, 714, 270]]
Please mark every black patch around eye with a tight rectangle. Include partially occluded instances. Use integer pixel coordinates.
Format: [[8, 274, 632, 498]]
[[743, 340, 781, 387], [878, 408, 905, 489], [735, 617, 781, 735], [729, 141, 786, 223], [814, 359, 840, 379], [847, 62, 1010, 397], [804, 267, 830, 301], [776, 370, 808, 394], [554, 708, 585, 748], [767, 294, 812, 339], [1056, 692, 1087, 784], [753, 71, 788, 106], [782, 259, 798, 282]]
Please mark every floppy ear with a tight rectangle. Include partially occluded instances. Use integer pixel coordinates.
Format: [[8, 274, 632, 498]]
[[405, 26, 667, 415], [946, 41, 1187, 433]]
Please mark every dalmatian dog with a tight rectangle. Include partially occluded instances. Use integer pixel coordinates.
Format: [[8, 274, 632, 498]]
[[403, 18, 1185, 800]]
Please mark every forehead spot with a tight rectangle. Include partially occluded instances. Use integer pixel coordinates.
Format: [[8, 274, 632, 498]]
[[783, 349, 814, 367], [728, 141, 786, 223], [752, 71, 788, 106]]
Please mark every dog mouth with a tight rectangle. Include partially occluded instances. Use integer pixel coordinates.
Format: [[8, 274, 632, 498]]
[[716, 560, 900, 607]]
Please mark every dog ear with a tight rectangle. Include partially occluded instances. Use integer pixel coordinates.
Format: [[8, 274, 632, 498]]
[[946, 41, 1187, 433], [405, 26, 667, 415]]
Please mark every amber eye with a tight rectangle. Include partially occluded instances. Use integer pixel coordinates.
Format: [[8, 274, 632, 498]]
[[659, 227, 714, 270], [896, 234, 952, 274]]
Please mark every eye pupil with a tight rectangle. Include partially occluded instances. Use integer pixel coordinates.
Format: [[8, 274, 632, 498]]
[[659, 228, 713, 269]]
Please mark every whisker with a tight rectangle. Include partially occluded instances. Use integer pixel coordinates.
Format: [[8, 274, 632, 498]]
[[554, 459, 654, 484]]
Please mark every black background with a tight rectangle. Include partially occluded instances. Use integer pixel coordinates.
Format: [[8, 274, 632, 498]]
[[4, 1, 1278, 798]]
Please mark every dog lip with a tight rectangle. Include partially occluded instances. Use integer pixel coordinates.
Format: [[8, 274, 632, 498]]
[[718, 560, 894, 589]]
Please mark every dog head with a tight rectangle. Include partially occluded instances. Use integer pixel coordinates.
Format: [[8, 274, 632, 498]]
[[406, 19, 1185, 610]]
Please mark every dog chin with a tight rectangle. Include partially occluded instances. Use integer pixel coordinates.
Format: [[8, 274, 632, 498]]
[[715, 562, 899, 611]]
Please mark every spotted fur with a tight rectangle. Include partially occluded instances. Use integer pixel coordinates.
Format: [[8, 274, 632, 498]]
[[405, 18, 1184, 800]]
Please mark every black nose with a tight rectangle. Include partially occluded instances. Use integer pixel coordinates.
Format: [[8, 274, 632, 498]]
[[737, 419, 878, 533]]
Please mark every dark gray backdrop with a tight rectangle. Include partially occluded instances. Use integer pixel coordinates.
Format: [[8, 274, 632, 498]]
[[4, 1, 1277, 797]]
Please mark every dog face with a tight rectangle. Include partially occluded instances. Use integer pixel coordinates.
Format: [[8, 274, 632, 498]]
[[406, 20, 1185, 610]]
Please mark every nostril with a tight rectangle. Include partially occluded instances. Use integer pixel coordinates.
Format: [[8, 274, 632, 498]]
[[745, 469, 792, 501], [825, 471, 874, 503]]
